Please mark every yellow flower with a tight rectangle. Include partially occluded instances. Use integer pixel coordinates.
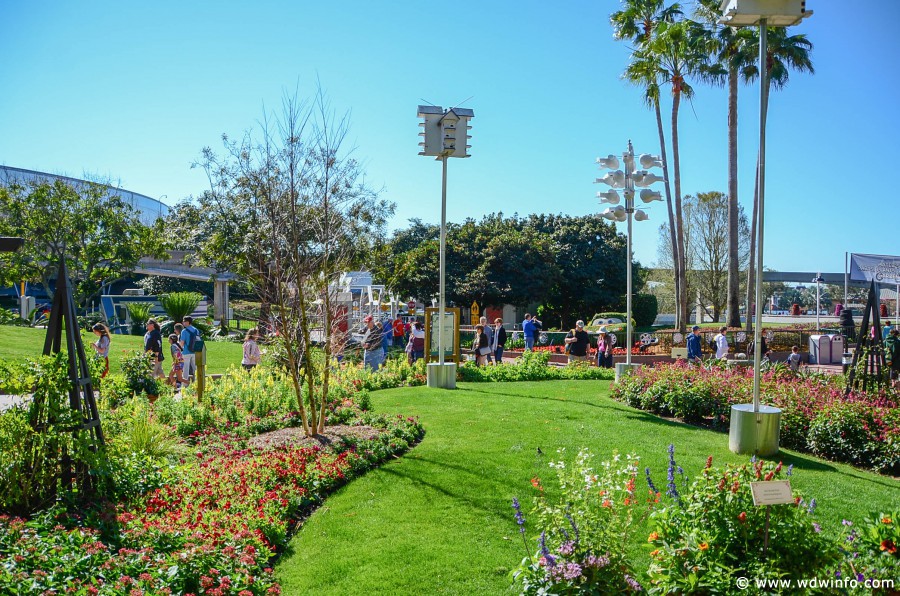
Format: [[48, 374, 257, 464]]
[[699, 543, 709, 551]]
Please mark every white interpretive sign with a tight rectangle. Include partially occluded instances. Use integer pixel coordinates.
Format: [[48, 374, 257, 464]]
[[750, 480, 794, 506]]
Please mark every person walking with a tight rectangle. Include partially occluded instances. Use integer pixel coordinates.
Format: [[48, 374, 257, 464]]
[[410, 321, 425, 362], [686, 325, 703, 365], [532, 315, 543, 347], [179, 316, 202, 385], [392, 316, 405, 347], [885, 327, 900, 385], [522, 314, 536, 352], [472, 324, 490, 366], [883, 321, 894, 341], [479, 316, 494, 365], [90, 322, 111, 378], [362, 316, 384, 372], [714, 326, 729, 360], [143, 319, 165, 379], [378, 320, 390, 358], [564, 320, 590, 364], [596, 329, 612, 368], [167, 333, 186, 388], [242, 328, 262, 370], [492, 318, 507, 364]]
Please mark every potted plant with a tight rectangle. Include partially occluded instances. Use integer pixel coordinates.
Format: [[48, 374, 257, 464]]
[[121, 350, 160, 402]]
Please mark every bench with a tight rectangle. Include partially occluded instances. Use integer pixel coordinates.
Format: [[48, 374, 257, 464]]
[[670, 347, 688, 359]]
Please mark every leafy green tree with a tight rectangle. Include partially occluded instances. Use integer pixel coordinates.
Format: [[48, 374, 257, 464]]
[[0, 179, 168, 307]]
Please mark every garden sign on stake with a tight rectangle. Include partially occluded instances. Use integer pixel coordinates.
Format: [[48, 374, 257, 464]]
[[750, 480, 793, 557]]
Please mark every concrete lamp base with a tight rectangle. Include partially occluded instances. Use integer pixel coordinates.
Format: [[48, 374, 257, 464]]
[[614, 362, 642, 382], [426, 362, 457, 389], [728, 404, 782, 456]]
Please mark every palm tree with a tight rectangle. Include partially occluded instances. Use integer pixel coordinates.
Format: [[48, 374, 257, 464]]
[[694, 1, 756, 328], [648, 19, 718, 331], [611, 0, 682, 326], [742, 27, 814, 332]]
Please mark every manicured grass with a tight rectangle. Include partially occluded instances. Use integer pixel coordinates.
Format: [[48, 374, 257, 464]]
[[0, 326, 243, 374], [276, 380, 900, 595]]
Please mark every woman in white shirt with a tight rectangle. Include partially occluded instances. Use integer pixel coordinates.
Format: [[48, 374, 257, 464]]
[[714, 326, 729, 359]]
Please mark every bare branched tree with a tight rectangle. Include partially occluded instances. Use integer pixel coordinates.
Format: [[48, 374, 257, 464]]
[[196, 87, 392, 436]]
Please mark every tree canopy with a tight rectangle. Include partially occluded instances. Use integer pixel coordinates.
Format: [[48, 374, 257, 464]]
[[370, 213, 639, 328], [0, 179, 168, 307]]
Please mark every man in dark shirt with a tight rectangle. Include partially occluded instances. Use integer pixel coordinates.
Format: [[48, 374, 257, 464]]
[[686, 325, 703, 364], [564, 320, 590, 364]]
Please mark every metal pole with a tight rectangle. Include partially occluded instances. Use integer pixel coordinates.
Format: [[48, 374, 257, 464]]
[[438, 156, 448, 367], [816, 279, 820, 332], [844, 252, 849, 305], [625, 143, 634, 366], [896, 282, 899, 326], [752, 20, 768, 414]]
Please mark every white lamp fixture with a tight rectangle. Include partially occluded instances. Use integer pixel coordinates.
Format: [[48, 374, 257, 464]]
[[718, 0, 812, 26], [595, 140, 665, 373]]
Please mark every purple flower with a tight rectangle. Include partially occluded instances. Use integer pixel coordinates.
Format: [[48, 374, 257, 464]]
[[786, 464, 793, 476], [539, 532, 556, 567], [750, 455, 757, 464], [558, 541, 575, 557], [624, 574, 643, 591], [666, 444, 680, 500], [645, 467, 659, 494], [807, 498, 817, 514], [584, 554, 609, 569], [565, 513, 580, 547], [812, 522, 821, 533], [835, 571, 841, 578], [512, 498, 526, 534], [549, 562, 583, 582], [841, 519, 853, 527], [856, 573, 865, 582]]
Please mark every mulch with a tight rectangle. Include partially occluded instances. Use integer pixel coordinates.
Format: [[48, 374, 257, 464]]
[[247, 424, 384, 451]]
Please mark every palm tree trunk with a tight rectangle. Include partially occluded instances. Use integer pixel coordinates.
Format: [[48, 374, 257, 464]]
[[654, 99, 680, 329], [726, 65, 741, 328], [672, 89, 688, 332]]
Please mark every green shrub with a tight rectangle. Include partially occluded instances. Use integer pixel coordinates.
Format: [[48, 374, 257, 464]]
[[126, 302, 154, 335], [646, 453, 838, 593], [158, 291, 202, 323], [457, 351, 614, 383], [830, 510, 900, 583], [631, 293, 658, 327]]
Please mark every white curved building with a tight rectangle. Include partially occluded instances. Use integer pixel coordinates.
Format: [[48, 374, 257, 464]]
[[0, 165, 169, 226]]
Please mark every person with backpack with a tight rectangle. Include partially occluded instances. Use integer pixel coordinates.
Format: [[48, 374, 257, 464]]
[[242, 328, 262, 370], [713, 326, 729, 359], [143, 319, 165, 379], [179, 316, 202, 386]]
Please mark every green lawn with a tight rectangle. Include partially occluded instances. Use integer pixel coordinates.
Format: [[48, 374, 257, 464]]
[[276, 380, 900, 595], [0, 326, 243, 374]]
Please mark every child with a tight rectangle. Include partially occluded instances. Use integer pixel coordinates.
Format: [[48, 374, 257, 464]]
[[787, 345, 802, 372], [90, 323, 111, 377], [167, 333, 186, 388], [242, 328, 261, 370]]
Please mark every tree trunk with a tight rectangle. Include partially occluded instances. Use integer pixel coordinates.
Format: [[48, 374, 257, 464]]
[[672, 89, 688, 333], [726, 66, 742, 328], [655, 98, 680, 330]]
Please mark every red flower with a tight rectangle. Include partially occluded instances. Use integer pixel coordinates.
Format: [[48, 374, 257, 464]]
[[880, 540, 896, 554], [738, 511, 747, 523]]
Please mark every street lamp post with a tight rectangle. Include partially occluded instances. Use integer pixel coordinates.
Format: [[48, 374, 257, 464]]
[[812, 273, 824, 332], [418, 105, 474, 389], [719, 0, 813, 456], [596, 141, 664, 378]]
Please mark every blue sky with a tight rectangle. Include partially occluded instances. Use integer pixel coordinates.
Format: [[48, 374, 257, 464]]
[[2, 1, 898, 274]]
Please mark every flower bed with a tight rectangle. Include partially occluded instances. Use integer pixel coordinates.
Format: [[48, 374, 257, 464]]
[[612, 361, 900, 474]]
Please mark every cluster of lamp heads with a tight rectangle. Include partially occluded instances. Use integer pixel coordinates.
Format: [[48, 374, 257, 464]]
[[594, 150, 666, 223]]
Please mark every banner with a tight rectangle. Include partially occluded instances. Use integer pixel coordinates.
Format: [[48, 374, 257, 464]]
[[849, 253, 900, 285]]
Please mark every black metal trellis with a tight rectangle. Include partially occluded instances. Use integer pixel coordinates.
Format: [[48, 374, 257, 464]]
[[42, 259, 105, 493], [845, 281, 889, 395]]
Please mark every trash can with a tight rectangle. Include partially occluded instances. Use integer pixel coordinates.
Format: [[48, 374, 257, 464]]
[[842, 352, 853, 375], [808, 335, 831, 365], [829, 335, 844, 364]]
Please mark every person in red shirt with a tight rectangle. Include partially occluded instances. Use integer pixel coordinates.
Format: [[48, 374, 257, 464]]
[[392, 317, 404, 344]]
